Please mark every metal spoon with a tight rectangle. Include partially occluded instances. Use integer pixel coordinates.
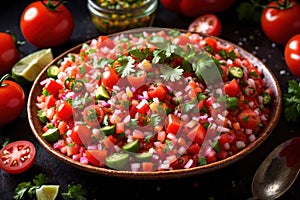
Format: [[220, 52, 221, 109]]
[[250, 137, 300, 200]]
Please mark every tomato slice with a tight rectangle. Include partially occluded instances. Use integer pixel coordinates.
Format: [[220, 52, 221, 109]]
[[0, 140, 36, 174], [188, 14, 222, 37]]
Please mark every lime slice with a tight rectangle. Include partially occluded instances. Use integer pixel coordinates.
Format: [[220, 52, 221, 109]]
[[12, 48, 53, 84], [36, 185, 59, 200]]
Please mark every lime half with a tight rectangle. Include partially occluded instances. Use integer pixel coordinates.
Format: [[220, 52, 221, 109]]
[[12, 48, 53, 84], [36, 185, 59, 200]]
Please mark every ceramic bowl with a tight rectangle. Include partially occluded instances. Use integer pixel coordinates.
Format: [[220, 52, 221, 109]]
[[28, 27, 282, 179]]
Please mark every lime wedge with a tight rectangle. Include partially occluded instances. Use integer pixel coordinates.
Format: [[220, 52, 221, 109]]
[[12, 48, 53, 84], [36, 185, 59, 200]]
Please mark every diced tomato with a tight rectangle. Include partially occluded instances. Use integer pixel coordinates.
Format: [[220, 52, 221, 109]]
[[56, 102, 73, 121], [205, 150, 217, 164], [86, 149, 108, 166], [186, 143, 200, 155], [142, 162, 154, 172], [187, 124, 207, 145], [70, 125, 92, 146], [157, 131, 166, 142], [116, 122, 125, 134], [136, 101, 150, 114], [148, 83, 168, 101], [165, 114, 181, 134], [238, 109, 261, 130], [45, 95, 57, 108], [58, 121, 68, 135], [97, 36, 115, 49], [225, 79, 240, 97], [44, 79, 63, 96]]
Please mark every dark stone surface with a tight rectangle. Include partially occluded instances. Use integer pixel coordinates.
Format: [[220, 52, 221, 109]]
[[1, 0, 299, 199]]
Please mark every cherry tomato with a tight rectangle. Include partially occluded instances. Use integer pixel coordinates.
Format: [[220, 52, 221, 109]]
[[188, 14, 222, 37], [160, 0, 236, 18], [101, 68, 120, 90], [0, 140, 36, 174], [0, 32, 22, 76], [82, 105, 105, 128], [20, 0, 74, 48], [284, 34, 300, 77], [260, 1, 300, 45], [0, 75, 25, 126]]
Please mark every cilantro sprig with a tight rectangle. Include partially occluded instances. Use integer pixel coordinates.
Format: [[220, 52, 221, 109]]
[[283, 80, 300, 122], [13, 173, 87, 200]]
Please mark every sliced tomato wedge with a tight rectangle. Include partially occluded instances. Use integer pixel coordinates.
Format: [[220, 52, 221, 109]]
[[188, 14, 222, 37], [0, 140, 36, 174]]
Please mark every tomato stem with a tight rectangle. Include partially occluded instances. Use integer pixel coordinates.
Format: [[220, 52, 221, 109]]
[[5, 30, 25, 55], [0, 74, 13, 87], [265, 0, 293, 10], [41, 0, 65, 11]]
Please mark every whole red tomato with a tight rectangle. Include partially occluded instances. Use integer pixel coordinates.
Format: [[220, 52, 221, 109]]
[[20, 0, 74, 48], [0, 75, 25, 126], [160, 0, 237, 18], [260, 0, 300, 45], [284, 34, 300, 77], [0, 32, 22, 76]]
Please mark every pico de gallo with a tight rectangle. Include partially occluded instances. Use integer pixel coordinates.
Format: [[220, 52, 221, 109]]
[[35, 29, 273, 172]]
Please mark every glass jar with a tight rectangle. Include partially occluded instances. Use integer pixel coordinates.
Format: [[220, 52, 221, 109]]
[[87, 0, 158, 34]]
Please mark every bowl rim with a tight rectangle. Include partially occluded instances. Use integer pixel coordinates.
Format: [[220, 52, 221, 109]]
[[27, 27, 282, 179]]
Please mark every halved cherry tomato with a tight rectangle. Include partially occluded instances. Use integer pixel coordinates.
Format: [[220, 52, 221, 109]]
[[82, 105, 105, 128], [284, 34, 300, 77], [148, 83, 168, 101], [0, 140, 36, 174], [188, 14, 222, 37], [101, 68, 120, 90]]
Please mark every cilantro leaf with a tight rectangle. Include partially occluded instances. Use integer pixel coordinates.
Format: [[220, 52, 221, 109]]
[[115, 55, 136, 77], [160, 65, 183, 82], [14, 173, 49, 200], [192, 52, 222, 83], [61, 184, 87, 200], [149, 113, 161, 126], [283, 80, 300, 122]]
